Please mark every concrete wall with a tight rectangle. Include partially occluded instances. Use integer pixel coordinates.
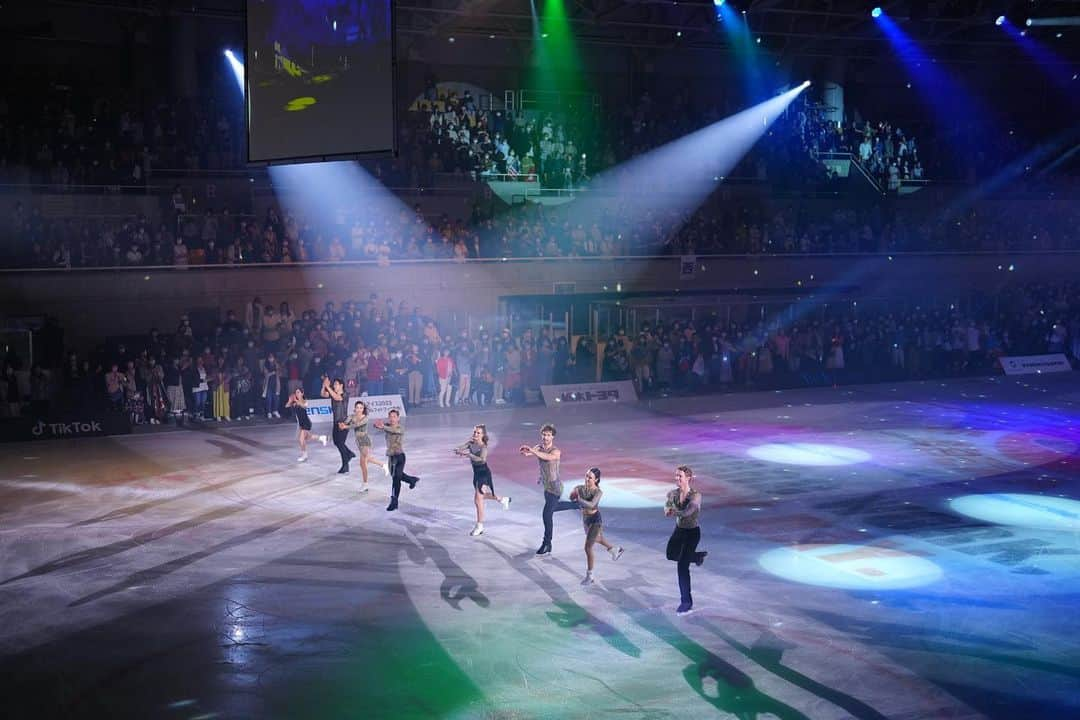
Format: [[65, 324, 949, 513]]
[[1, 253, 1071, 351]]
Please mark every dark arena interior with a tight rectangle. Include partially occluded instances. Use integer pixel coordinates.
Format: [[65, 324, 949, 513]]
[[1, 1, 1079, 718]]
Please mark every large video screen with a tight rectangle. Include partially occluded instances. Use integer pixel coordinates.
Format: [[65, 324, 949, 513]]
[[246, 0, 395, 163]]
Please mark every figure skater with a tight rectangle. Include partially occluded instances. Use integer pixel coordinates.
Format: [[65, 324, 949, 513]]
[[341, 400, 389, 493], [570, 467, 624, 585], [519, 423, 577, 555], [285, 387, 327, 462], [665, 465, 707, 615], [373, 408, 420, 511], [322, 376, 356, 474], [455, 424, 511, 537]]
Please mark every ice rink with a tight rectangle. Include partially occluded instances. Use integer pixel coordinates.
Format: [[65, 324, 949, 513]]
[[3, 375, 1079, 719]]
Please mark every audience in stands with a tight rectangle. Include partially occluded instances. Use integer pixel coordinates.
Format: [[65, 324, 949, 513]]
[[4, 281, 1077, 423], [791, 96, 925, 189], [411, 82, 594, 188], [0, 80, 242, 186], [3, 77, 1076, 271], [7, 179, 1079, 269]]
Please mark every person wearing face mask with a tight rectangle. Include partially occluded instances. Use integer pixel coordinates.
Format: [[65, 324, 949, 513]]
[[164, 357, 185, 422], [656, 340, 674, 389], [205, 238, 221, 264], [304, 356, 325, 398], [286, 351, 303, 397], [405, 345, 423, 408], [385, 350, 406, 398], [173, 236, 188, 266]]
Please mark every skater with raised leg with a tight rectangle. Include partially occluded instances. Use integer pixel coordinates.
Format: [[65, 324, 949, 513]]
[[374, 408, 420, 511], [455, 424, 511, 537], [665, 465, 707, 615], [570, 467, 624, 585], [285, 388, 328, 462], [341, 400, 389, 493], [519, 423, 577, 555]]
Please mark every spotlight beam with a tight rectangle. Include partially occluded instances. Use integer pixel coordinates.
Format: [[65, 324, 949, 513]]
[[268, 161, 421, 259], [999, 20, 1080, 99], [873, 11, 1002, 167], [558, 84, 809, 238], [1026, 17, 1080, 27], [224, 49, 245, 94]]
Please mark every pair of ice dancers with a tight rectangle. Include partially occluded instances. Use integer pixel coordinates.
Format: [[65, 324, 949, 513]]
[[517, 424, 624, 586], [323, 377, 387, 484]]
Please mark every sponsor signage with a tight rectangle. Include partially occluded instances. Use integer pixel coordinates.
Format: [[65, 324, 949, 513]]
[[0, 412, 132, 443], [304, 394, 407, 423], [1000, 354, 1073, 376], [540, 381, 638, 408]]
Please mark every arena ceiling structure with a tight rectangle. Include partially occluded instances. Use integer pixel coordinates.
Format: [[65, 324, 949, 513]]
[[14, 0, 1080, 67], [394, 0, 1080, 66]]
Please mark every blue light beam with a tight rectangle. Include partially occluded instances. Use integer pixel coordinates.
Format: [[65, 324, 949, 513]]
[[872, 11, 1002, 167], [224, 49, 245, 94], [999, 18, 1080, 101]]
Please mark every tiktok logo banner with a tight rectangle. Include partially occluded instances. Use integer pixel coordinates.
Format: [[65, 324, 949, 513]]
[[1, 414, 131, 443]]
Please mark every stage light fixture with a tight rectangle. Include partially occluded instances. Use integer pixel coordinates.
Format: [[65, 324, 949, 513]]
[[1026, 18, 1033, 26], [871, 7, 882, 18], [713, 0, 724, 6], [996, 15, 1006, 26]]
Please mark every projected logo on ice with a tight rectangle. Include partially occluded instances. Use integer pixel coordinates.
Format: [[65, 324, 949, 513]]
[[758, 544, 944, 590]]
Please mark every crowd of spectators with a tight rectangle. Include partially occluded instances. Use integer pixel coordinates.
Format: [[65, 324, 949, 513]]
[[7, 175, 1079, 269], [2, 281, 1077, 424], [0, 78, 243, 187], [4, 73, 1078, 269], [793, 97, 925, 189], [596, 282, 1080, 393], [409, 81, 594, 189]]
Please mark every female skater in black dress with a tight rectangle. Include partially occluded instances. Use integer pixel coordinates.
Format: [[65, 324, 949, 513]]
[[454, 424, 511, 537], [285, 387, 327, 462]]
